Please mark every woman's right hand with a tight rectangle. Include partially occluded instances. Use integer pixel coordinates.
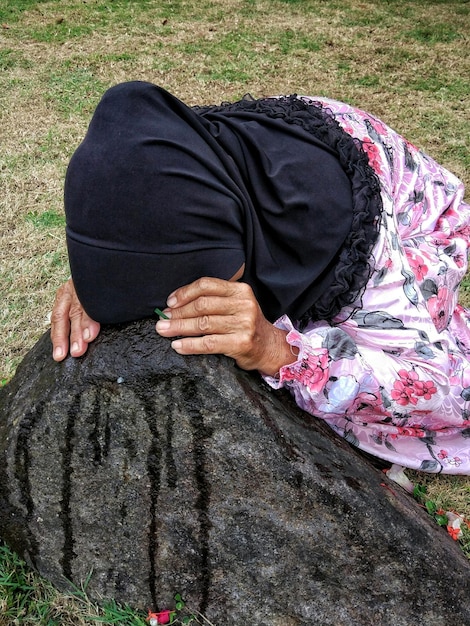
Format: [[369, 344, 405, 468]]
[[50, 278, 101, 361]]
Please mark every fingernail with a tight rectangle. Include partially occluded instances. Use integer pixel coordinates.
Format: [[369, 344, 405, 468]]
[[71, 342, 79, 354], [171, 340, 182, 351], [54, 347, 63, 360], [156, 320, 171, 331], [167, 295, 177, 307], [83, 328, 90, 340]]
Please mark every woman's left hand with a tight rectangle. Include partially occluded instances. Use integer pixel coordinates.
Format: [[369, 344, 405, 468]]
[[155, 277, 297, 376]]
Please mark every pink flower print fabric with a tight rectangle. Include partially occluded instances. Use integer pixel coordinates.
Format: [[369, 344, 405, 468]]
[[282, 348, 329, 393], [264, 96, 470, 474], [390, 369, 438, 407]]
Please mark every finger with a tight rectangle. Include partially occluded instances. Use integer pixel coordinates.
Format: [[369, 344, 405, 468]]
[[51, 279, 100, 361], [161, 293, 247, 322], [156, 290, 260, 339], [171, 333, 244, 358], [167, 277, 246, 309], [172, 322, 296, 375], [69, 308, 100, 357], [68, 283, 101, 356], [51, 281, 73, 361], [156, 313, 241, 338], [82, 317, 101, 344], [165, 286, 257, 323]]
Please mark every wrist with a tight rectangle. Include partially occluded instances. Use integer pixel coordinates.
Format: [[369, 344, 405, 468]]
[[258, 328, 299, 377]]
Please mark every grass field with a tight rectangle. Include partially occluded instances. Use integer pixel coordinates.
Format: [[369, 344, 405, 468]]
[[1, 0, 469, 623]]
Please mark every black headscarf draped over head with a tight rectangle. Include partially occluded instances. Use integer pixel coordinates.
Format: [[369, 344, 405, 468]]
[[65, 81, 382, 325]]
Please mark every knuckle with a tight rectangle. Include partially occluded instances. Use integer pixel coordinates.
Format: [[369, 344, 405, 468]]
[[50, 308, 62, 324], [69, 303, 84, 319], [197, 276, 213, 291], [238, 334, 253, 353], [237, 282, 254, 297], [243, 298, 258, 317], [194, 296, 209, 313], [53, 284, 64, 302], [202, 335, 217, 352], [197, 315, 211, 332], [51, 305, 68, 325]]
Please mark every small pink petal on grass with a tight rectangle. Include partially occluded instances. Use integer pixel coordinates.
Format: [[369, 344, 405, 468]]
[[445, 511, 464, 540], [384, 464, 414, 493], [147, 610, 175, 625]]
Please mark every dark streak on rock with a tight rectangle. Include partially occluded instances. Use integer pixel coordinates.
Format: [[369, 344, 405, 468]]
[[185, 381, 213, 615], [344, 475, 362, 491], [315, 462, 333, 479], [60, 396, 79, 581], [89, 391, 102, 465], [138, 391, 161, 609], [292, 470, 303, 489], [13, 402, 43, 567], [104, 412, 111, 459], [88, 386, 112, 465], [165, 406, 177, 489]]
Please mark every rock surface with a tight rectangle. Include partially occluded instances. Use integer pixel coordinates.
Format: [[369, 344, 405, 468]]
[[0, 320, 469, 625]]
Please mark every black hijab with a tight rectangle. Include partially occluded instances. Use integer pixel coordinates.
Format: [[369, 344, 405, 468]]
[[65, 81, 381, 325]]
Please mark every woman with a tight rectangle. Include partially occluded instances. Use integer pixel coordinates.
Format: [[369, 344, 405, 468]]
[[52, 81, 470, 474]]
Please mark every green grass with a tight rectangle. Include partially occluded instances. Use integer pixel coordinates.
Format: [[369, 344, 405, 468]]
[[26, 210, 66, 229], [46, 67, 108, 116], [0, 0, 49, 23], [0, 48, 32, 69], [404, 23, 462, 44], [0, 541, 149, 625], [0, 541, 205, 625], [1, 0, 469, 622]]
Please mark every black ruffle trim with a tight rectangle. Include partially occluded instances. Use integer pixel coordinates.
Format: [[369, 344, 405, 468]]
[[195, 95, 383, 327]]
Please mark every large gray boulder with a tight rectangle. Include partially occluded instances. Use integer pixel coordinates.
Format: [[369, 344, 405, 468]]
[[0, 320, 469, 625]]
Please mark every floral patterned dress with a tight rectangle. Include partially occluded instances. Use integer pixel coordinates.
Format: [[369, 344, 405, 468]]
[[264, 96, 470, 474]]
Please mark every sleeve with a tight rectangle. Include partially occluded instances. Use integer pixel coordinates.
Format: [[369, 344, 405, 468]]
[[263, 313, 451, 423]]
